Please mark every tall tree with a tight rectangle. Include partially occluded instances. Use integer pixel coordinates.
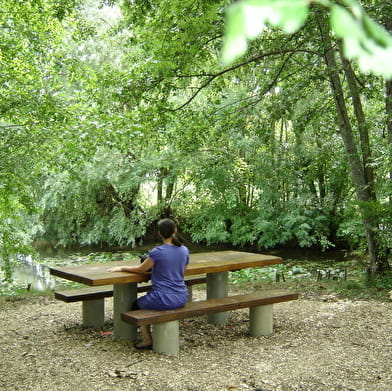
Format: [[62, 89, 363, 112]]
[[317, 14, 388, 273]]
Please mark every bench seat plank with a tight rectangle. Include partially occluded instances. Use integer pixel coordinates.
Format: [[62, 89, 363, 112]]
[[122, 289, 299, 326], [55, 285, 114, 302], [55, 275, 207, 303]]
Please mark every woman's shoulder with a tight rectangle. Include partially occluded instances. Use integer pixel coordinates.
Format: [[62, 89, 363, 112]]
[[149, 244, 165, 256], [150, 244, 189, 253], [180, 245, 189, 253]]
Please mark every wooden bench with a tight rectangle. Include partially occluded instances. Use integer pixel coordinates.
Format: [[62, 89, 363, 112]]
[[55, 275, 207, 329], [121, 289, 299, 355]]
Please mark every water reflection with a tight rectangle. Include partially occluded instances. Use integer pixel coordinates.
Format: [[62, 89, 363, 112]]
[[10, 255, 56, 292]]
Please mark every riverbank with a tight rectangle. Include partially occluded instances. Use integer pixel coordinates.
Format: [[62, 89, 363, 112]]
[[1, 287, 391, 391]]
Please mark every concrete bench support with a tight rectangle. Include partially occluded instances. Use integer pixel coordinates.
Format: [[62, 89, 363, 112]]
[[152, 320, 180, 355], [249, 304, 273, 336], [82, 299, 105, 329]]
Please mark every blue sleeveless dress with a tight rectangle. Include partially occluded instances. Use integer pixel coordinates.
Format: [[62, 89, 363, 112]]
[[137, 244, 189, 310]]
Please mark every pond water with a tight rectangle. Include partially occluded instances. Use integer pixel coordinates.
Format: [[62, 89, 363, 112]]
[[1, 244, 355, 293], [12, 255, 56, 292]]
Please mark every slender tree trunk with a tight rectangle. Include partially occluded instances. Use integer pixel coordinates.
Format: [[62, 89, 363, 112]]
[[379, 0, 392, 266], [387, 79, 392, 204], [164, 176, 175, 217], [318, 17, 388, 275], [385, 9, 392, 203], [386, 79, 392, 272], [157, 167, 175, 217], [157, 169, 163, 207], [316, 137, 326, 201], [339, 45, 376, 199]]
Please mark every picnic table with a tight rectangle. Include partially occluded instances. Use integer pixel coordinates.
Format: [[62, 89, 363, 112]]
[[50, 250, 282, 341]]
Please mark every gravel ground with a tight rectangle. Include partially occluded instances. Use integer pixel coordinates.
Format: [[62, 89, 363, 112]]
[[1, 288, 391, 391]]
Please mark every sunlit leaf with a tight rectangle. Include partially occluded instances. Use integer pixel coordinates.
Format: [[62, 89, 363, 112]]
[[222, 0, 308, 64], [221, 3, 248, 64], [271, 0, 308, 33], [361, 12, 392, 49], [330, 6, 362, 39], [330, 4, 392, 78], [243, 3, 266, 39]]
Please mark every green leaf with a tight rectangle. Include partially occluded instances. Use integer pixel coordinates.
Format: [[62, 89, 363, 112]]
[[269, 0, 308, 33], [330, 4, 392, 78], [222, 0, 309, 64], [330, 6, 362, 40], [221, 3, 248, 64], [361, 12, 392, 49]]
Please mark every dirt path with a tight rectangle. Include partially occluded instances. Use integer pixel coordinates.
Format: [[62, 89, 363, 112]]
[[1, 290, 391, 391]]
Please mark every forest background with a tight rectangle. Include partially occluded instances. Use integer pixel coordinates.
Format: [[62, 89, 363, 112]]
[[0, 0, 391, 289]]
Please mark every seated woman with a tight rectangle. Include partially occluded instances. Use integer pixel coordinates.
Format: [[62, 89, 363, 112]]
[[108, 218, 189, 349]]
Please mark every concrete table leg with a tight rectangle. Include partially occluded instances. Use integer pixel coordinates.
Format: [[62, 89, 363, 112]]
[[249, 304, 273, 336], [152, 320, 179, 355], [207, 271, 229, 325], [82, 299, 105, 329], [113, 283, 138, 340]]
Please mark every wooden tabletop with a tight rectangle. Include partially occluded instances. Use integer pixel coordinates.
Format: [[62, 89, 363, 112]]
[[49, 250, 281, 286]]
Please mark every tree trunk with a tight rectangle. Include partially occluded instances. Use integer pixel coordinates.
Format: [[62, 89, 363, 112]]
[[164, 176, 175, 217], [339, 45, 376, 199], [387, 79, 392, 204], [157, 168, 164, 208], [318, 17, 388, 275], [157, 167, 175, 218], [383, 7, 392, 205], [316, 137, 326, 202]]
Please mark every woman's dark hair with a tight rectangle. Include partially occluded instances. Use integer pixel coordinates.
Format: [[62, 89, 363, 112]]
[[158, 218, 182, 247]]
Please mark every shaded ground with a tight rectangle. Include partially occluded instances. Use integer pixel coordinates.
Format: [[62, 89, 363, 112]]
[[1, 288, 391, 391]]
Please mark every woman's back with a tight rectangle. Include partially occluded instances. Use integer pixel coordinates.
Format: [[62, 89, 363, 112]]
[[149, 243, 189, 293]]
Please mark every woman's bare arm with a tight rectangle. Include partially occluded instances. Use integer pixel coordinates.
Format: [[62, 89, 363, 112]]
[[107, 257, 154, 273]]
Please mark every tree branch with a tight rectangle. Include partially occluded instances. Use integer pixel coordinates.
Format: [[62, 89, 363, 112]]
[[170, 48, 320, 111]]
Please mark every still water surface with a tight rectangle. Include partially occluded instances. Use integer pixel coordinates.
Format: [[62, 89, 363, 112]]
[[12, 255, 56, 291]]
